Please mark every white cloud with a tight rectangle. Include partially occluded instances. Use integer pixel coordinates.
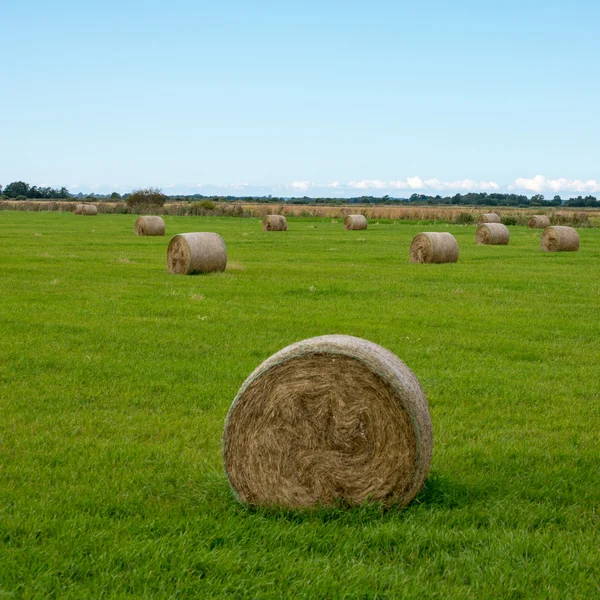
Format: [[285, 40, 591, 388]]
[[291, 181, 310, 191], [345, 177, 498, 192], [509, 175, 600, 194]]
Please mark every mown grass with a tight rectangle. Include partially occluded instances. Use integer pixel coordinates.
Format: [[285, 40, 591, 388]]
[[1, 212, 599, 599]]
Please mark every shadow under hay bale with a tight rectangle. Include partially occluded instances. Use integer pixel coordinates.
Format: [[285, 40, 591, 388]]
[[528, 215, 551, 229], [263, 215, 287, 231], [344, 215, 368, 230], [223, 335, 433, 508], [477, 212, 501, 224], [135, 216, 165, 236], [540, 226, 580, 252], [167, 232, 227, 274], [476, 223, 510, 245], [82, 205, 98, 216], [410, 232, 459, 263]]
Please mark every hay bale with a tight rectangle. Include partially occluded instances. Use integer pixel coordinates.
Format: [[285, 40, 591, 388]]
[[135, 216, 165, 236], [410, 232, 459, 263], [82, 205, 98, 216], [477, 212, 501, 224], [344, 215, 368, 230], [528, 215, 551, 228], [167, 232, 227, 274], [262, 215, 287, 231], [73, 203, 84, 214], [540, 226, 580, 252], [476, 223, 510, 245], [223, 334, 433, 508]]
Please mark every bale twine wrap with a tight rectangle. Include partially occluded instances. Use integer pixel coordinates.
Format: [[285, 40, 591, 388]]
[[476, 222, 510, 245], [167, 232, 227, 274], [223, 334, 433, 508], [410, 232, 459, 263], [135, 215, 165, 236], [477, 212, 501, 224], [540, 226, 580, 252], [528, 215, 551, 228], [344, 215, 368, 230], [82, 205, 98, 216], [73, 203, 84, 214], [262, 215, 288, 231]]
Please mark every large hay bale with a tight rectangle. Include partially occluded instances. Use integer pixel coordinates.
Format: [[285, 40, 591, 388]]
[[410, 232, 459, 263], [540, 226, 580, 252], [135, 216, 165, 236], [262, 215, 287, 231], [476, 222, 510, 245], [477, 212, 501, 224], [73, 203, 84, 214], [528, 215, 551, 228], [82, 204, 98, 216], [223, 335, 433, 508], [167, 232, 227, 274], [344, 214, 368, 230]]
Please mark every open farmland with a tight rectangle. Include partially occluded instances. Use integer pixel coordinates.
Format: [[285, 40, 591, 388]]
[[1, 212, 599, 598]]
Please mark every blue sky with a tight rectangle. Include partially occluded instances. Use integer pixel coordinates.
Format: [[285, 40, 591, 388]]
[[1, 1, 599, 197]]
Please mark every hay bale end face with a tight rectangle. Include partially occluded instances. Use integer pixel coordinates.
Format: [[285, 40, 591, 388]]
[[135, 216, 165, 236], [223, 335, 433, 508], [344, 215, 368, 230], [477, 212, 501, 224], [82, 205, 98, 216], [410, 232, 459, 263], [262, 215, 287, 231], [167, 232, 227, 274], [476, 223, 510, 245], [528, 215, 551, 228], [540, 226, 580, 252], [73, 203, 84, 214]]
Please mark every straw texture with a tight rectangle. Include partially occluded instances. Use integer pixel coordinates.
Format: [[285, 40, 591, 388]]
[[528, 215, 551, 228], [73, 204, 84, 214], [476, 223, 510, 245], [477, 213, 501, 224], [344, 215, 368, 230], [540, 226, 580, 252], [410, 232, 459, 263], [82, 205, 98, 216], [223, 335, 433, 508], [135, 216, 165, 236], [167, 232, 227, 274], [263, 215, 288, 231]]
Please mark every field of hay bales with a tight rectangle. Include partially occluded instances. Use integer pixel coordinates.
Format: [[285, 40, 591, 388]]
[[1, 211, 599, 598]]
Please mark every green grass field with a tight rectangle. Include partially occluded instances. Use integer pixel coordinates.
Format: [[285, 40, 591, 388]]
[[1, 212, 599, 598]]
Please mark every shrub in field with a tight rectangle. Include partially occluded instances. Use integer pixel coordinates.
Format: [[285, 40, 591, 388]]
[[198, 200, 216, 210], [454, 212, 475, 225], [126, 188, 166, 209]]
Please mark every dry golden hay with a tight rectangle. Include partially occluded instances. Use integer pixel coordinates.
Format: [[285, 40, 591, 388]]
[[477, 212, 501, 224], [82, 204, 98, 216], [409, 232, 459, 263], [262, 215, 288, 231], [540, 226, 580, 252], [528, 215, 551, 228], [222, 334, 433, 508], [167, 232, 227, 274], [344, 215, 368, 230], [73, 203, 84, 214], [135, 216, 165, 236], [476, 223, 510, 245]]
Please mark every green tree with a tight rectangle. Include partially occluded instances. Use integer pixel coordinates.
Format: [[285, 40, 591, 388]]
[[126, 187, 167, 209], [4, 181, 30, 198]]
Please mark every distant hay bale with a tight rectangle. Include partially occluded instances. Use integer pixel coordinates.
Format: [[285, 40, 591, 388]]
[[477, 212, 501, 224], [167, 232, 227, 274], [135, 216, 165, 236], [82, 205, 98, 216], [344, 215, 368, 230], [73, 204, 84, 214], [540, 226, 580, 252], [262, 215, 287, 231], [410, 232, 459, 263], [476, 223, 510, 245], [223, 334, 433, 508], [528, 215, 551, 228]]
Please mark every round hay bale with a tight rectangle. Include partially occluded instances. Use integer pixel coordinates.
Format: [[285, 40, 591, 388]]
[[344, 215, 368, 230], [223, 335, 433, 508], [540, 226, 580, 252], [262, 215, 287, 231], [409, 232, 459, 263], [167, 232, 227, 274], [73, 203, 84, 214], [82, 204, 98, 216], [528, 215, 551, 228], [477, 212, 501, 224], [135, 216, 165, 236], [476, 222, 510, 245]]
